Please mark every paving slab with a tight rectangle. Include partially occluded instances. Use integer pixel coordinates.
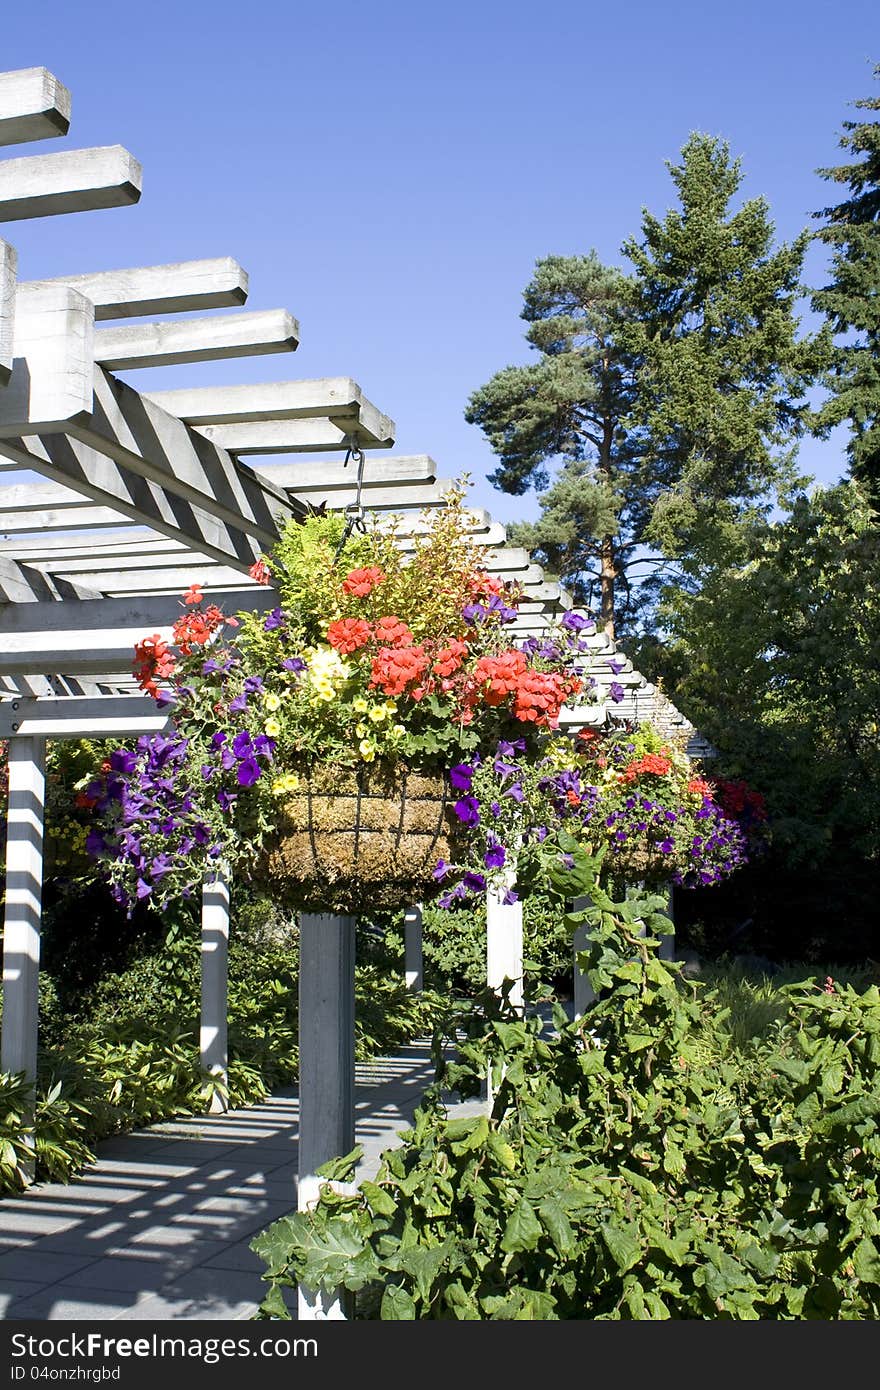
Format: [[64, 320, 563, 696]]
[[0, 1041, 457, 1321]]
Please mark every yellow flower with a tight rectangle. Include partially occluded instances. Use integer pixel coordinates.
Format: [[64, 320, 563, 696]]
[[271, 772, 300, 796], [355, 721, 369, 738], [358, 738, 377, 762], [352, 697, 369, 713], [369, 704, 388, 724], [264, 717, 281, 738], [383, 700, 397, 715], [264, 691, 282, 712], [390, 724, 406, 739]]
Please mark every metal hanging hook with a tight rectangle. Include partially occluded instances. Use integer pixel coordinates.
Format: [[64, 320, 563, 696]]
[[333, 437, 369, 562]]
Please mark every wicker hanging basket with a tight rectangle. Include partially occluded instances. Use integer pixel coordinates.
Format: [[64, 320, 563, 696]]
[[261, 762, 462, 914]]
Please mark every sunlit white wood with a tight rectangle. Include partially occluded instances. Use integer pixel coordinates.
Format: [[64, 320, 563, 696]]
[[0, 68, 71, 147], [28, 258, 249, 320], [0, 284, 94, 434], [0, 145, 142, 220], [94, 309, 299, 370], [0, 695, 171, 738]]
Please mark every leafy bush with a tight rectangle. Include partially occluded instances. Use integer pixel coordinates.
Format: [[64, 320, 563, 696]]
[[252, 866, 880, 1320]]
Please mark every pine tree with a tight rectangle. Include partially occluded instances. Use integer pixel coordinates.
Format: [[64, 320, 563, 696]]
[[464, 254, 642, 638], [812, 65, 880, 503], [620, 133, 827, 566]]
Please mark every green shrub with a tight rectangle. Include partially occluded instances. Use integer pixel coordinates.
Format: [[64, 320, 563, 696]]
[[252, 868, 880, 1320]]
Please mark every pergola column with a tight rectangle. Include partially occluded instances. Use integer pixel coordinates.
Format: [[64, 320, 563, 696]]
[[659, 883, 676, 961], [403, 903, 423, 992], [1, 735, 46, 1183], [200, 862, 230, 1114], [297, 911, 356, 1321], [571, 895, 595, 1018], [486, 875, 523, 1015]]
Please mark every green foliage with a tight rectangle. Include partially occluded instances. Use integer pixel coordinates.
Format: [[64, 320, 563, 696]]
[[657, 479, 879, 958], [252, 879, 880, 1320], [622, 133, 828, 567], [812, 66, 880, 501], [417, 895, 576, 998]]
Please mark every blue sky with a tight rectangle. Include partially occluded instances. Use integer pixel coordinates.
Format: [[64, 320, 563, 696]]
[[2, 0, 877, 524]]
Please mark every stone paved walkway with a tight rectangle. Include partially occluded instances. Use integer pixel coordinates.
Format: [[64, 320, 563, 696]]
[[0, 1042, 473, 1321]]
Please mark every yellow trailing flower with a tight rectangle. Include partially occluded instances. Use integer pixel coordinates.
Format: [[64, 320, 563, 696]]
[[264, 691, 282, 712], [368, 704, 389, 724], [271, 772, 300, 796], [358, 738, 378, 762], [264, 717, 281, 738], [352, 697, 369, 714], [305, 645, 350, 702]]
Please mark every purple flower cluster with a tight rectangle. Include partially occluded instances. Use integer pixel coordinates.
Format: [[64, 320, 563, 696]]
[[463, 593, 519, 626]]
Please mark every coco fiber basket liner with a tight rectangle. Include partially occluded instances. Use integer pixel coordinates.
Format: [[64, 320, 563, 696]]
[[262, 762, 462, 914]]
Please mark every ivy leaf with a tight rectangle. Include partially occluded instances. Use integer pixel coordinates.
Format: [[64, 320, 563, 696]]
[[257, 1284, 292, 1320], [539, 1196, 576, 1255], [851, 1238, 880, 1282], [360, 1180, 397, 1217], [316, 1146, 363, 1181], [501, 1197, 544, 1253], [398, 1243, 451, 1303], [381, 1283, 417, 1319], [487, 1132, 518, 1171], [601, 1221, 643, 1273]]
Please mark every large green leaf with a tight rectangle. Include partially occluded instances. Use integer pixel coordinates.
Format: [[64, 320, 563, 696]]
[[501, 1197, 544, 1253]]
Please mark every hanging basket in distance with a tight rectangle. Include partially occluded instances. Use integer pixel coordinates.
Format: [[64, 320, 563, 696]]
[[260, 761, 462, 914]]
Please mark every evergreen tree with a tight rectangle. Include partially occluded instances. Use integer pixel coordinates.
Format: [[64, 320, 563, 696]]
[[464, 254, 639, 637], [620, 133, 827, 567], [812, 65, 880, 503]]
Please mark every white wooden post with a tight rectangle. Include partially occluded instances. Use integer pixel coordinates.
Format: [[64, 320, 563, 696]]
[[1, 735, 46, 1183], [297, 911, 356, 1321], [403, 903, 423, 992], [571, 895, 596, 1018], [200, 862, 230, 1114], [486, 875, 523, 1014]]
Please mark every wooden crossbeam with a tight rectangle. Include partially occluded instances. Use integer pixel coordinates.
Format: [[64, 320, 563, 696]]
[[145, 378, 395, 450], [0, 145, 142, 220], [25, 258, 249, 320], [287, 479, 457, 511], [198, 419, 394, 453], [0, 695, 170, 739], [256, 455, 437, 488], [93, 309, 300, 370], [0, 68, 71, 147], [0, 590, 276, 677]]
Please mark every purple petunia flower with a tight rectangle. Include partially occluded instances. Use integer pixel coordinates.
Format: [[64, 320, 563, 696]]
[[232, 730, 252, 758], [237, 756, 261, 787], [453, 796, 480, 825], [659, 839, 674, 853], [135, 877, 152, 899], [244, 676, 264, 694], [229, 693, 249, 713], [211, 732, 227, 748], [282, 657, 306, 674], [502, 888, 519, 906], [484, 837, 506, 869], [463, 871, 487, 893], [449, 763, 474, 791], [110, 749, 138, 774], [432, 859, 450, 882], [562, 612, 589, 632], [503, 782, 524, 803], [263, 609, 285, 631], [610, 682, 625, 703]]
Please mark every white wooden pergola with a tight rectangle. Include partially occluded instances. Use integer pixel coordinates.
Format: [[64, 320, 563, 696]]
[[0, 67, 702, 1317]]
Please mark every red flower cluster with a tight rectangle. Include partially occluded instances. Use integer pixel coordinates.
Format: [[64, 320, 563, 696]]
[[621, 752, 673, 783], [687, 777, 714, 798], [133, 635, 177, 699], [713, 778, 768, 822], [373, 616, 414, 648], [468, 570, 505, 599], [249, 558, 271, 586], [326, 617, 373, 654], [172, 603, 227, 656], [512, 670, 577, 726], [342, 566, 385, 598], [433, 639, 468, 678], [370, 645, 430, 698], [472, 651, 528, 706]]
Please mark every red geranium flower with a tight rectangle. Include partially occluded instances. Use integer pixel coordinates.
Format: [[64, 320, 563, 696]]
[[342, 566, 385, 598]]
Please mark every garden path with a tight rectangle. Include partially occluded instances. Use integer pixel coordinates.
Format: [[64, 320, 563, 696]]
[[0, 1041, 478, 1321]]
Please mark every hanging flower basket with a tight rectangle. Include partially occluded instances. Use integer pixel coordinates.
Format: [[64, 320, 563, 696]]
[[261, 763, 463, 914]]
